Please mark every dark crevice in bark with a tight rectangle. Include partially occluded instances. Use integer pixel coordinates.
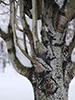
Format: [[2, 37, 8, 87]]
[[38, 59, 52, 70], [62, 60, 67, 86], [52, 2, 59, 31], [52, 42, 64, 47], [45, 56, 56, 65], [32, 70, 59, 97]]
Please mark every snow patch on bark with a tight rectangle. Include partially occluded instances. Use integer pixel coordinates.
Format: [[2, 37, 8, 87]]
[[15, 45, 32, 67], [71, 48, 75, 63], [55, 0, 64, 8], [26, 15, 42, 42], [0, 0, 10, 33]]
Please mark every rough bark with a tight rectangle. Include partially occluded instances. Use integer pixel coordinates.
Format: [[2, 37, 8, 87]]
[[0, 0, 75, 100], [30, 1, 75, 100], [31, 1, 67, 100], [0, 27, 32, 78]]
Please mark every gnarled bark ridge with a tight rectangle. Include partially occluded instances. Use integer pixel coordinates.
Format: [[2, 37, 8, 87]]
[[0, 0, 75, 100]]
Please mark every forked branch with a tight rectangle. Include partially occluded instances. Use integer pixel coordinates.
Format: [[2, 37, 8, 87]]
[[57, 0, 75, 32], [32, 0, 47, 55]]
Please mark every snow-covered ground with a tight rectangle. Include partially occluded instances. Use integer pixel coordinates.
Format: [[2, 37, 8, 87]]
[[0, 64, 34, 100], [69, 77, 75, 100]]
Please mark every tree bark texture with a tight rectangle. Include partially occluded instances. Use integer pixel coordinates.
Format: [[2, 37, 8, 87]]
[[30, 1, 75, 100], [0, 0, 75, 100]]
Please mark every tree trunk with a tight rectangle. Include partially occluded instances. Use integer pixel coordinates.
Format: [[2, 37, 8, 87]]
[[0, 0, 74, 100], [29, 1, 74, 100], [31, 26, 69, 98]]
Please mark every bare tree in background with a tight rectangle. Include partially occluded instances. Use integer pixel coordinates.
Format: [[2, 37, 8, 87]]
[[0, 0, 75, 100], [0, 38, 9, 72]]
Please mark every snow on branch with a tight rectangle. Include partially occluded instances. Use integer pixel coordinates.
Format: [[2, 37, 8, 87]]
[[32, 0, 47, 55], [10, 0, 35, 64], [65, 18, 75, 46]]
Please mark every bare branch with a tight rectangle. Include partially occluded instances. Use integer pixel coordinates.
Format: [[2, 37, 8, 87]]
[[19, 0, 35, 57], [69, 35, 75, 56], [19, 0, 28, 52], [10, 0, 36, 63], [41, 0, 49, 41], [6, 32, 32, 77], [0, 27, 31, 77], [32, 0, 47, 54], [0, 29, 10, 40], [0, 0, 10, 5], [57, 0, 75, 32], [0, 10, 10, 15], [32, 0, 38, 49]]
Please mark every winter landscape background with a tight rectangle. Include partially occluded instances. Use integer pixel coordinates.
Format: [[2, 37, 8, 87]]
[[0, 0, 75, 100]]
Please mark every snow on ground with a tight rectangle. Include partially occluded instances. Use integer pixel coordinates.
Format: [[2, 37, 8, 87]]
[[69, 77, 75, 100], [0, 63, 34, 100]]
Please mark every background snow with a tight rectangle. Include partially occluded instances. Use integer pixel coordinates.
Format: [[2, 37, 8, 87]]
[[65, 19, 75, 46], [26, 15, 42, 42], [0, 0, 10, 33], [0, 0, 75, 100], [0, 64, 34, 100], [55, 0, 64, 8], [71, 48, 75, 63]]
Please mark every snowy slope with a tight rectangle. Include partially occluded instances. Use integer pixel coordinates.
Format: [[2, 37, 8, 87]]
[[0, 64, 34, 100]]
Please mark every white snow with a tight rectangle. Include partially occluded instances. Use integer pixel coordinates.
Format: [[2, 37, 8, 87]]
[[65, 19, 75, 63], [26, 35, 32, 56], [26, 15, 42, 42], [55, 0, 64, 8], [0, 64, 34, 100], [15, 29, 32, 67], [0, 64, 75, 100], [0, 37, 7, 52], [65, 31, 74, 46], [65, 19, 75, 46], [71, 48, 75, 63], [68, 77, 75, 100], [0, 37, 8, 72], [0, 0, 10, 33], [16, 45, 32, 67]]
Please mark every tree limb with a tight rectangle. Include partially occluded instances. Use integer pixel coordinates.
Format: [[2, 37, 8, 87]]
[[6, 32, 32, 77], [69, 35, 75, 56], [0, 27, 32, 77], [32, 0, 47, 55], [10, 0, 36, 62], [57, 0, 75, 32], [0, 29, 10, 40], [19, 0, 36, 57], [32, 0, 39, 48]]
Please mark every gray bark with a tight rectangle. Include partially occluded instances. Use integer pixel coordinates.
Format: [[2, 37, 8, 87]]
[[30, 1, 75, 100], [0, 0, 75, 100]]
